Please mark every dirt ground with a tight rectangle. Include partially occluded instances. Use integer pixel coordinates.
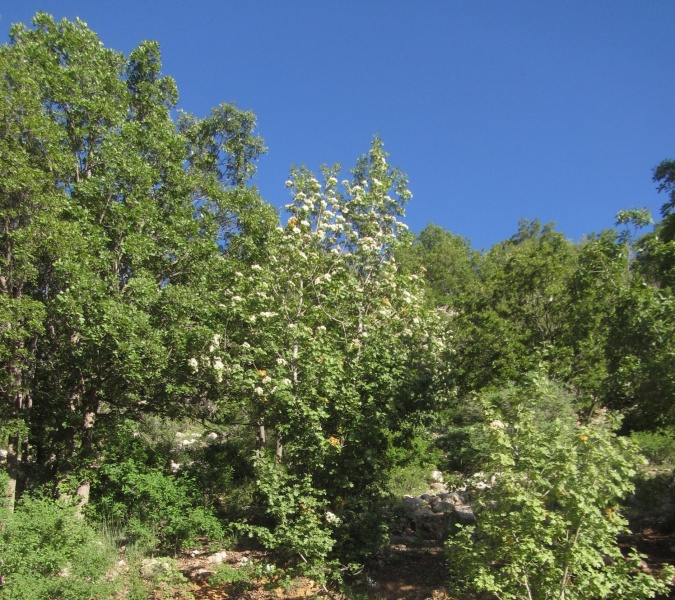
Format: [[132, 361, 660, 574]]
[[153, 531, 674, 600]]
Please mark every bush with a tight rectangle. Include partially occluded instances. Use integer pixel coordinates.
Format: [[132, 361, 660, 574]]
[[631, 428, 675, 466], [244, 454, 335, 573], [446, 385, 674, 600], [441, 375, 579, 473], [92, 460, 224, 554], [0, 496, 118, 600], [385, 426, 444, 497]]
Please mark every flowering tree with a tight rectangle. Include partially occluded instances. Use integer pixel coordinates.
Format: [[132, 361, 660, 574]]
[[193, 139, 449, 563]]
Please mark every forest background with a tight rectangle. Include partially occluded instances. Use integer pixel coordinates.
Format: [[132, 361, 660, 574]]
[[1, 9, 675, 600]]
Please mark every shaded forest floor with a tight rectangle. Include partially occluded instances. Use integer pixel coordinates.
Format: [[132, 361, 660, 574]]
[[143, 523, 674, 600], [168, 541, 450, 600]]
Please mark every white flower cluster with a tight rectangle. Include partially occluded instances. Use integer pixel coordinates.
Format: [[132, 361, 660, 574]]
[[325, 511, 342, 524]]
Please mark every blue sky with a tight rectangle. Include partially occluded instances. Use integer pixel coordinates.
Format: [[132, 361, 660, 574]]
[[2, 1, 674, 249]]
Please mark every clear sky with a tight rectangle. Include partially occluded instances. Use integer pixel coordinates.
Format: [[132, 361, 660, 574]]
[[2, 1, 674, 250]]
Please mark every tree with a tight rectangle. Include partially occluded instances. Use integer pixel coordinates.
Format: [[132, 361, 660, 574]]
[[452, 220, 578, 396], [396, 223, 479, 308], [194, 139, 450, 564], [653, 158, 675, 243], [0, 13, 265, 509]]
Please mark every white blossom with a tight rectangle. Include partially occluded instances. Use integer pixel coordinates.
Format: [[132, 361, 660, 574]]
[[251, 264, 262, 271], [188, 358, 199, 372], [325, 511, 342, 524], [254, 386, 264, 395]]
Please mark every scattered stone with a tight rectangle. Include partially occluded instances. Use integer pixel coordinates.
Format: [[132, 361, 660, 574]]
[[432, 501, 455, 514], [207, 550, 228, 564], [141, 557, 176, 578], [429, 482, 448, 492], [403, 495, 426, 509], [413, 508, 448, 540], [187, 567, 215, 583], [430, 470, 444, 483], [443, 492, 465, 505], [453, 505, 476, 524]]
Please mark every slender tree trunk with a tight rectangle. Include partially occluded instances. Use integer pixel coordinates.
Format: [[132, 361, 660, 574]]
[[257, 423, 266, 451], [275, 435, 283, 465], [74, 408, 97, 515], [5, 435, 19, 513], [5, 356, 30, 513]]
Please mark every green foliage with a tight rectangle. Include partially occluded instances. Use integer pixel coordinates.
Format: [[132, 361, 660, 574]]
[[208, 562, 255, 592], [452, 220, 579, 395], [0, 496, 119, 599], [92, 460, 224, 554], [0, 12, 266, 502], [385, 429, 444, 497], [192, 138, 448, 564], [441, 375, 579, 473], [396, 223, 479, 307], [604, 283, 675, 430], [244, 454, 335, 572], [653, 158, 675, 243], [630, 429, 675, 466], [3, 13, 675, 597], [446, 384, 674, 600]]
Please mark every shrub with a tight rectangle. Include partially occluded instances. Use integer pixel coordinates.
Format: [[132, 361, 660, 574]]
[[92, 460, 224, 554], [446, 387, 674, 600], [0, 496, 118, 600], [244, 454, 335, 572], [631, 428, 675, 466], [441, 375, 579, 473]]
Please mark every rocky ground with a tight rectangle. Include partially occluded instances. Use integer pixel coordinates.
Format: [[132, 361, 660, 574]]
[[136, 477, 675, 599]]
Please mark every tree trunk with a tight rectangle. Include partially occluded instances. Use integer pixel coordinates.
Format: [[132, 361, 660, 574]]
[[75, 481, 90, 519], [257, 423, 266, 451], [275, 435, 283, 465], [5, 435, 19, 512]]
